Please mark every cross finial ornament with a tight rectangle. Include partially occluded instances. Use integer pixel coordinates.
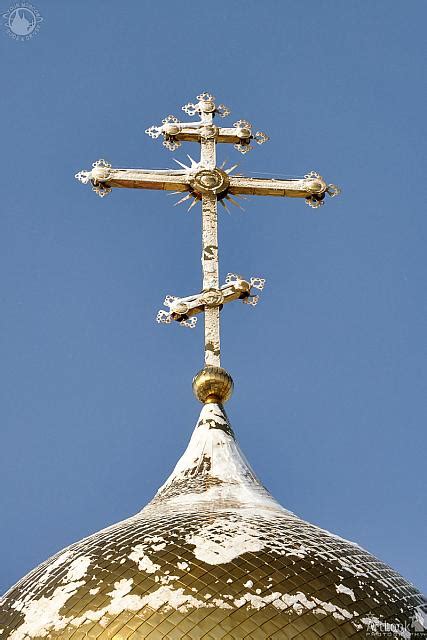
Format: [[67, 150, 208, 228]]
[[75, 92, 340, 403]]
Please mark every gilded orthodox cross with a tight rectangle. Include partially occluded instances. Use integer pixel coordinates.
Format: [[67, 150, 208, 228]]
[[75, 92, 340, 397]]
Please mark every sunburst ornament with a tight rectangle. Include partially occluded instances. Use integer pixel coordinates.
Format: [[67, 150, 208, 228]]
[[172, 159, 245, 212]]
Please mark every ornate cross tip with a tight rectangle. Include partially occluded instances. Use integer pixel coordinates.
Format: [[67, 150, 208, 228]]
[[182, 93, 230, 118], [303, 172, 341, 208], [75, 159, 113, 197]]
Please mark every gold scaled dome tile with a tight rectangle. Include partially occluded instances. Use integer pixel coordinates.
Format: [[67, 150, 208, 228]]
[[0, 404, 426, 639]]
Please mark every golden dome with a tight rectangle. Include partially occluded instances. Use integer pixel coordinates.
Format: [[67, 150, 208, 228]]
[[0, 403, 425, 639]]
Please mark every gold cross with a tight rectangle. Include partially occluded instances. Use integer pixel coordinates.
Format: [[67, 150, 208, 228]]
[[75, 92, 340, 377]]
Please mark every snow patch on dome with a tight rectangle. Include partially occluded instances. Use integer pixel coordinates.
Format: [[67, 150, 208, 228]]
[[144, 585, 206, 612], [338, 557, 368, 577], [71, 579, 209, 626], [230, 589, 355, 620], [35, 550, 74, 587], [185, 517, 264, 565], [8, 554, 93, 640], [286, 544, 308, 558], [128, 545, 160, 574], [212, 597, 232, 609], [9, 580, 86, 640], [160, 575, 179, 585], [64, 556, 91, 583], [336, 583, 356, 601]]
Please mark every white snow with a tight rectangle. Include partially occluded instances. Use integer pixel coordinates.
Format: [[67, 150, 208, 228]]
[[152, 404, 286, 512], [286, 545, 308, 559], [64, 557, 91, 583], [36, 551, 73, 586], [142, 585, 206, 612], [10, 580, 86, 640], [336, 583, 356, 601], [160, 575, 179, 585], [185, 517, 264, 565], [8, 554, 93, 640], [337, 558, 368, 577], [230, 590, 355, 621], [128, 545, 160, 574]]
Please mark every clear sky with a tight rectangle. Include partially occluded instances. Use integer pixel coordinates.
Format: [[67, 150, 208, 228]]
[[1, 1, 426, 595]]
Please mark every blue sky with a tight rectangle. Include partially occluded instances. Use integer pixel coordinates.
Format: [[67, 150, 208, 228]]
[[1, 1, 426, 595]]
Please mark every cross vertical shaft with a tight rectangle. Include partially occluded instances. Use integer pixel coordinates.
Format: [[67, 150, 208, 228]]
[[200, 108, 221, 367]]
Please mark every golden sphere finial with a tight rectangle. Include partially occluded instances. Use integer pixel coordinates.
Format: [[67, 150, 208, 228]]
[[192, 366, 234, 404]]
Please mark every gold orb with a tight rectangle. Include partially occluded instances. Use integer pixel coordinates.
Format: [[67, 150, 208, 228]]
[[192, 366, 234, 404]]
